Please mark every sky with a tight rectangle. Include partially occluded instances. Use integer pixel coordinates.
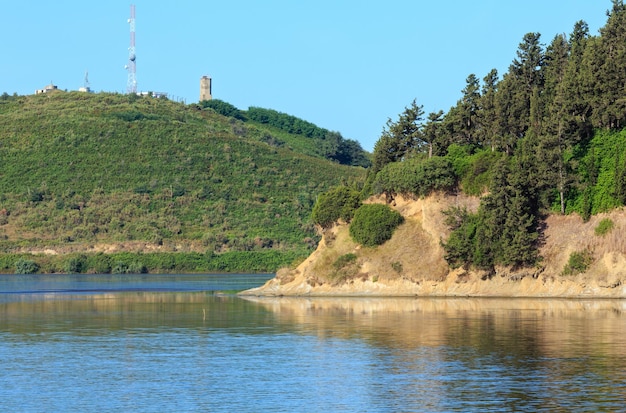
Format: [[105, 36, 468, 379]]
[[0, 1, 613, 151]]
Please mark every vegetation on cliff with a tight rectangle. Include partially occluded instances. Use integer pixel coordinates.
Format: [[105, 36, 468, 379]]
[[314, 0, 626, 273]]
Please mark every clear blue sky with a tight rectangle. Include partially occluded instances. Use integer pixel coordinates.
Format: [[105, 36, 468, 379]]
[[0, 1, 612, 151]]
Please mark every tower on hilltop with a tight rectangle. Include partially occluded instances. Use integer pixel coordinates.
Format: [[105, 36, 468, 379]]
[[126, 4, 137, 94], [200, 76, 212, 101]]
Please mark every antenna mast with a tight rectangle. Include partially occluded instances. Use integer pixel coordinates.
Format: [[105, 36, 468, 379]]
[[126, 4, 137, 94]]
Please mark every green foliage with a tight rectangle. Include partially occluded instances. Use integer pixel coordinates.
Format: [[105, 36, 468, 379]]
[[14, 258, 39, 274], [85, 253, 112, 274], [442, 158, 539, 270], [594, 218, 614, 236], [441, 207, 480, 269], [64, 255, 87, 274], [0, 92, 365, 262], [349, 204, 404, 247], [374, 156, 456, 198], [247, 107, 325, 139], [200, 99, 246, 120], [333, 253, 357, 270], [372, 100, 425, 173], [246, 106, 370, 167], [568, 130, 626, 215], [447, 146, 503, 196], [391, 261, 403, 274], [371, 7, 626, 273], [562, 250, 594, 275], [311, 185, 362, 228]]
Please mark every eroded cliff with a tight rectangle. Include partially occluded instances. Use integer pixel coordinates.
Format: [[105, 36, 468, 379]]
[[242, 194, 626, 297]]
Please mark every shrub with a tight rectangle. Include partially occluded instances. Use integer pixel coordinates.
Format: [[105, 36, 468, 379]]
[[311, 185, 362, 228], [594, 218, 614, 236], [333, 253, 357, 270], [127, 261, 148, 274], [373, 156, 456, 198], [112, 261, 129, 274], [349, 204, 404, 247], [391, 261, 403, 274], [86, 253, 112, 274], [15, 258, 40, 274], [64, 255, 86, 273], [562, 250, 594, 275]]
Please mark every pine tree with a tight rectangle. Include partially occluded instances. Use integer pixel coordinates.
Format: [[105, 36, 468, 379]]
[[478, 69, 499, 151]]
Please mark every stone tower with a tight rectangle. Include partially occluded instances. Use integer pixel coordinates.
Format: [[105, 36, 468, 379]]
[[200, 76, 212, 101]]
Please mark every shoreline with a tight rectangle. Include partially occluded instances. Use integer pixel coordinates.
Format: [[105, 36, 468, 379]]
[[241, 194, 626, 299]]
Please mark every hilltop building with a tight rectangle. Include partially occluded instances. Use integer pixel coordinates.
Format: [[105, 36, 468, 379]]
[[200, 76, 212, 101], [36, 82, 59, 94]]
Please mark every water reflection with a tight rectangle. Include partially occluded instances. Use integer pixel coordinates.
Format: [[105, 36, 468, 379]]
[[2, 291, 626, 412], [242, 296, 626, 352], [242, 297, 626, 411]]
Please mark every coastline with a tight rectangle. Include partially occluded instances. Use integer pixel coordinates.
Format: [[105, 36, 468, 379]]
[[241, 194, 626, 298]]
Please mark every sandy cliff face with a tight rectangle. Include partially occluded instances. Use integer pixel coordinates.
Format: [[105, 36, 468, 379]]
[[242, 194, 626, 297]]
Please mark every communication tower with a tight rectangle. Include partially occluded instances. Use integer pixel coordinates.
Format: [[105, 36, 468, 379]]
[[79, 71, 92, 93], [126, 4, 137, 94]]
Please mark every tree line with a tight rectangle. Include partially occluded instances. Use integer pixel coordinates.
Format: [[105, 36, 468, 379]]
[[200, 100, 371, 168]]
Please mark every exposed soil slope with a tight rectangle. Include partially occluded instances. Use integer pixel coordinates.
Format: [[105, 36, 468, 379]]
[[243, 194, 626, 297]]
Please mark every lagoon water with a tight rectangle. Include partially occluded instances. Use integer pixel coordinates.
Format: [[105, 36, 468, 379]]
[[1, 274, 625, 412]]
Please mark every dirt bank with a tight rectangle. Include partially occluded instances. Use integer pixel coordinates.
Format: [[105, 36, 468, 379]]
[[242, 194, 626, 298]]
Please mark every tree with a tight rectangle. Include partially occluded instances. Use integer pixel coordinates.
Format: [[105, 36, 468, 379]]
[[496, 33, 545, 152], [458, 74, 481, 146], [587, 1, 626, 129], [422, 110, 444, 158], [539, 33, 578, 213], [372, 99, 425, 172], [478, 69, 499, 150]]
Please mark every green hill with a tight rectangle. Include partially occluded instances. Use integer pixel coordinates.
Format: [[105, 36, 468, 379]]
[[0, 92, 366, 273]]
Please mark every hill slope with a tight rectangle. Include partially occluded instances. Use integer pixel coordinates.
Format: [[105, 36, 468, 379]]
[[0, 92, 365, 271]]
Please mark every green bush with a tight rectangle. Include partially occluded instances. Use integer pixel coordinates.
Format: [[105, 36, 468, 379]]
[[112, 261, 129, 274], [15, 258, 40, 274], [87, 255, 111, 273], [373, 156, 456, 198], [64, 255, 86, 273], [127, 261, 148, 274], [391, 261, 403, 274], [349, 204, 404, 247], [311, 185, 362, 228], [562, 250, 594, 275], [594, 218, 614, 236], [333, 253, 357, 270], [201, 99, 246, 120]]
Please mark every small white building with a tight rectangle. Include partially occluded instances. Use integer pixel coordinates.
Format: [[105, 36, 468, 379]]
[[35, 82, 59, 94]]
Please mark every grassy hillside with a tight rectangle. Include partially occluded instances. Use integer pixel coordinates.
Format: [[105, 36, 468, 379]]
[[0, 92, 366, 272]]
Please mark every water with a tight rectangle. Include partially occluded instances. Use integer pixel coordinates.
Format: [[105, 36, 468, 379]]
[[1, 275, 625, 412]]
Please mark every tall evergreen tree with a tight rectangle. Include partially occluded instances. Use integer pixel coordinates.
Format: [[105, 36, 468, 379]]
[[458, 74, 482, 146], [512, 32, 545, 134], [589, 1, 626, 129], [371, 99, 425, 172], [423, 110, 445, 158], [562, 20, 593, 137], [478, 69, 499, 151]]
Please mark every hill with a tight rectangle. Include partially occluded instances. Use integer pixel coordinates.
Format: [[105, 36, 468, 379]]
[[0, 92, 366, 273]]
